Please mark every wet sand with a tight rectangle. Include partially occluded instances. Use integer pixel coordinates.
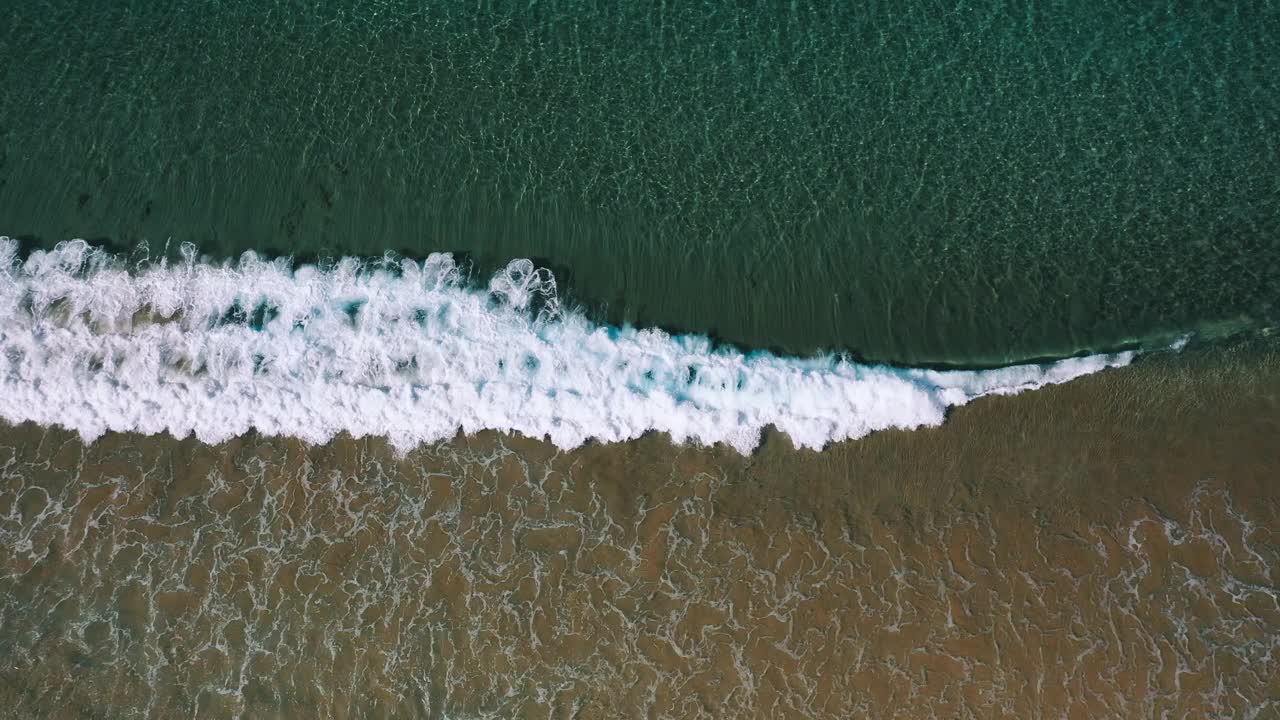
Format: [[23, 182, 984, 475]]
[[1, 342, 1277, 718]]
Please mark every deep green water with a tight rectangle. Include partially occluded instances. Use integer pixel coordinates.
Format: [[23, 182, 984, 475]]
[[1, 0, 1277, 364]]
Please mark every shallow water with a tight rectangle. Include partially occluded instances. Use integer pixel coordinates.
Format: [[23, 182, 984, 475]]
[[2, 342, 1277, 718], [3, 0, 1278, 363]]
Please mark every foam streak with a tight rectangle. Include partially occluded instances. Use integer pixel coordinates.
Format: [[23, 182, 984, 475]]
[[0, 239, 1133, 453]]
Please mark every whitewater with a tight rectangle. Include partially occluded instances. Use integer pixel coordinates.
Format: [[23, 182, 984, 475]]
[[0, 238, 1136, 454]]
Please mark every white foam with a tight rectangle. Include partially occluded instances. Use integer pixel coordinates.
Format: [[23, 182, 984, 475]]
[[0, 238, 1135, 454]]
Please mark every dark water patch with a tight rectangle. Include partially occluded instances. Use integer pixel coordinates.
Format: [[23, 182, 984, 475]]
[[1, 0, 1278, 365]]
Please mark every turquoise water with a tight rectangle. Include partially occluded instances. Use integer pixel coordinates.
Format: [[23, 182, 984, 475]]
[[1, 0, 1277, 364]]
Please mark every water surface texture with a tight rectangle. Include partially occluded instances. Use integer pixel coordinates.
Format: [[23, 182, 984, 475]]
[[2, 0, 1277, 363], [1, 344, 1278, 718], [2, 3, 1280, 717]]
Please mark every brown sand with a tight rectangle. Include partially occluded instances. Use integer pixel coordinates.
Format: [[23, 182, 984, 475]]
[[0, 344, 1277, 718]]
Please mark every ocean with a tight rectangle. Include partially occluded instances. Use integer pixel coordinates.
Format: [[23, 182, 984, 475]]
[[1, 1, 1277, 717]]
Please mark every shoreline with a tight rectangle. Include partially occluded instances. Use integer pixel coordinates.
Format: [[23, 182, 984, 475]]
[[4, 333, 1275, 525], [1, 338, 1277, 717]]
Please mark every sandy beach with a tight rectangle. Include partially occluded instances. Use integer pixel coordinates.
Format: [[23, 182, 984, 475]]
[[1, 341, 1276, 718]]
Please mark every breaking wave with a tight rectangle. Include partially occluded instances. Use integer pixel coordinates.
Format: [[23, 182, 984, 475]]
[[0, 238, 1136, 454]]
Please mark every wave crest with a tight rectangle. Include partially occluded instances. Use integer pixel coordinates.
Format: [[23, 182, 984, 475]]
[[0, 238, 1134, 453]]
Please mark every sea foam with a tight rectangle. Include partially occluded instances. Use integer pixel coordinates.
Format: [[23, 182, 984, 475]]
[[0, 238, 1134, 454]]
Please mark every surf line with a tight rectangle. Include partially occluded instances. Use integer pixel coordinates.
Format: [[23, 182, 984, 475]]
[[0, 238, 1135, 454]]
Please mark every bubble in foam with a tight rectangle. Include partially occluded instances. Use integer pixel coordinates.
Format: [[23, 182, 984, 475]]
[[0, 237, 1137, 454]]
